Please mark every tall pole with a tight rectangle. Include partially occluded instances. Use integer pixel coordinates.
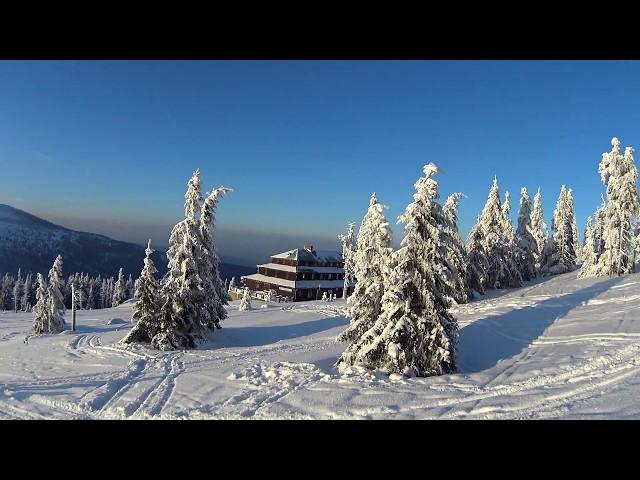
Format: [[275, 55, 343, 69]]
[[71, 283, 76, 332]]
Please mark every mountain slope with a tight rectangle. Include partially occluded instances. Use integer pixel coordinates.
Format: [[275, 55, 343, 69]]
[[0, 204, 253, 280]]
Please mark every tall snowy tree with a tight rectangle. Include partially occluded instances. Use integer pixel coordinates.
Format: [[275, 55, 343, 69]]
[[21, 273, 33, 312], [477, 177, 521, 289], [336, 164, 458, 377], [86, 283, 96, 310], [48, 255, 66, 321], [122, 240, 161, 344], [578, 215, 598, 278], [516, 187, 536, 281], [125, 274, 134, 300], [542, 185, 577, 275], [500, 191, 523, 287], [531, 188, 550, 276], [199, 186, 232, 329], [33, 257, 65, 335], [112, 268, 126, 307], [229, 277, 236, 291], [13, 268, 22, 313], [440, 192, 469, 304], [338, 222, 357, 299], [465, 218, 490, 296], [153, 169, 209, 349], [583, 137, 640, 277], [337, 193, 393, 363]]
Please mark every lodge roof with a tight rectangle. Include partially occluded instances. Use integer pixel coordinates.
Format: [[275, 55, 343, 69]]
[[271, 248, 342, 263]]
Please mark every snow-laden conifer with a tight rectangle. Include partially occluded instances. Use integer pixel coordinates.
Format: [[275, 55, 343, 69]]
[[516, 187, 536, 281], [465, 218, 490, 296], [122, 240, 161, 343], [337, 164, 458, 377], [155, 169, 209, 349], [112, 268, 126, 307], [48, 255, 66, 321], [578, 216, 598, 278], [584, 138, 640, 276], [441, 192, 469, 303], [22, 273, 33, 312], [531, 188, 550, 276], [199, 186, 232, 329], [239, 287, 252, 311], [542, 185, 577, 275], [32, 274, 49, 334], [338, 222, 357, 299], [13, 268, 22, 313], [336, 193, 393, 361]]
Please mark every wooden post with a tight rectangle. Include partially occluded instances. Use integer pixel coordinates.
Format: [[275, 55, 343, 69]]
[[71, 283, 76, 332]]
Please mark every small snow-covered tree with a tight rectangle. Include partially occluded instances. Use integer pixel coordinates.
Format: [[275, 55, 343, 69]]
[[86, 283, 96, 310], [229, 277, 236, 291], [32, 274, 49, 334], [465, 219, 490, 296], [48, 255, 66, 321], [125, 274, 134, 300], [516, 187, 536, 281], [338, 222, 357, 299], [239, 287, 252, 311], [336, 164, 458, 377], [542, 185, 577, 275], [531, 188, 550, 276], [112, 268, 126, 307], [33, 257, 66, 334], [500, 191, 524, 287], [22, 273, 33, 312], [578, 216, 598, 278], [13, 268, 22, 313], [337, 192, 393, 361], [122, 239, 161, 343]]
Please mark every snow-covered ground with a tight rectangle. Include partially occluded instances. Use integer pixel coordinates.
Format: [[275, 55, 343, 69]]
[[2, 270, 640, 419]]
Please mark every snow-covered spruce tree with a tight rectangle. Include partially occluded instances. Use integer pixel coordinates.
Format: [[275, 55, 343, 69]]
[[477, 177, 521, 289], [122, 239, 161, 343], [337, 164, 458, 377], [578, 216, 598, 278], [569, 189, 581, 262], [516, 187, 536, 281], [531, 188, 550, 276], [112, 268, 126, 307], [500, 191, 523, 287], [13, 268, 22, 313], [147, 169, 210, 350], [125, 274, 134, 300], [465, 218, 490, 296], [0, 274, 13, 310], [48, 255, 66, 321], [228, 277, 236, 291], [588, 138, 640, 276], [32, 273, 49, 334], [87, 283, 96, 310], [239, 287, 252, 311], [22, 273, 33, 312], [199, 186, 232, 329], [336, 193, 393, 361], [338, 222, 357, 299], [441, 192, 469, 304], [542, 185, 577, 275]]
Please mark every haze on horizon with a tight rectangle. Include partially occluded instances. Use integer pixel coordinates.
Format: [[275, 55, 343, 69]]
[[1, 60, 640, 266]]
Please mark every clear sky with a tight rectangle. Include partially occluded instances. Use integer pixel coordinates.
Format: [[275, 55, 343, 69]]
[[0, 60, 639, 265]]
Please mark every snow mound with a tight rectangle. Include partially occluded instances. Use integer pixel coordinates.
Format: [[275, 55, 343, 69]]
[[107, 318, 128, 325], [231, 362, 331, 387]]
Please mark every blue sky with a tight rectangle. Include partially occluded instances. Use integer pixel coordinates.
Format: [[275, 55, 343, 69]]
[[0, 60, 638, 265]]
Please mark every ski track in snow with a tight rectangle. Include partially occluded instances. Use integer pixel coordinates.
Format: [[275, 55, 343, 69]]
[[2, 272, 640, 419]]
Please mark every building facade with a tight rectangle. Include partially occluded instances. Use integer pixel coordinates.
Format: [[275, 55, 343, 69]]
[[242, 245, 354, 301]]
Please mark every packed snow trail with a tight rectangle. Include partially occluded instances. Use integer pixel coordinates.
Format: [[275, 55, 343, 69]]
[[1, 271, 640, 419]]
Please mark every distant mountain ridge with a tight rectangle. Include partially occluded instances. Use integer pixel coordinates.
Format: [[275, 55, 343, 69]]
[[0, 204, 254, 281]]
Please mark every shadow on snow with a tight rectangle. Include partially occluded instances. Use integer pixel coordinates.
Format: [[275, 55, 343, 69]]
[[457, 276, 623, 374]]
